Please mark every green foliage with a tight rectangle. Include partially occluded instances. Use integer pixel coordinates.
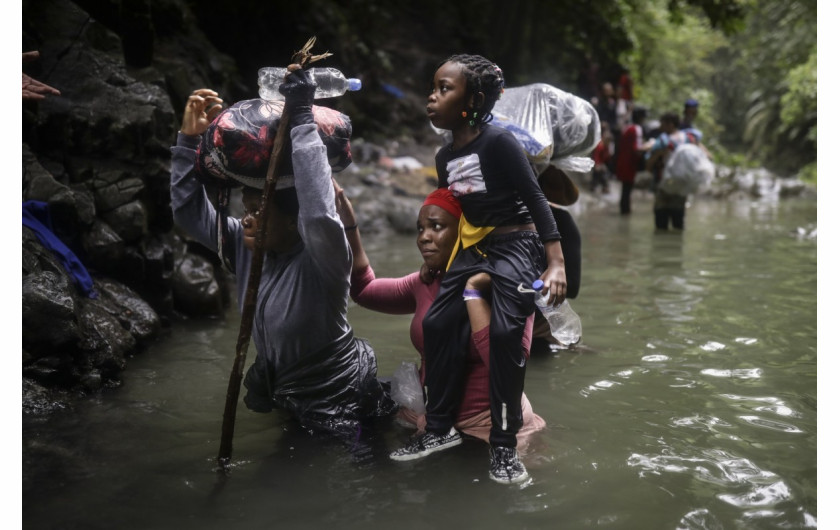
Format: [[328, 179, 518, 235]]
[[627, 0, 816, 174], [720, 0, 817, 173], [667, 0, 747, 34], [781, 47, 817, 144], [624, 0, 729, 166], [626, 2, 727, 111], [179, 0, 814, 173], [798, 161, 817, 186]]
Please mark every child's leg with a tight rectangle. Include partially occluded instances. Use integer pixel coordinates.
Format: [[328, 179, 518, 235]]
[[422, 251, 487, 434], [485, 233, 544, 448], [464, 272, 492, 332]]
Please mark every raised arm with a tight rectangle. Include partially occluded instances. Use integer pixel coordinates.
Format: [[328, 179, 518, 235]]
[[333, 179, 417, 314], [333, 179, 370, 276], [279, 69, 351, 287], [169, 89, 234, 255]]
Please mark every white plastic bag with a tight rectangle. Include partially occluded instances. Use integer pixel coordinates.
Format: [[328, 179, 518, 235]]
[[492, 83, 600, 175], [431, 83, 600, 175], [390, 361, 425, 414], [660, 143, 715, 196]]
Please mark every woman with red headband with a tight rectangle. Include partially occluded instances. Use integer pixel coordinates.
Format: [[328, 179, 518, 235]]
[[333, 182, 545, 447]]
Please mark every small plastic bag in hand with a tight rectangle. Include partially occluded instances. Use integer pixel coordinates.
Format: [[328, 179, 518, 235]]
[[390, 361, 425, 414]]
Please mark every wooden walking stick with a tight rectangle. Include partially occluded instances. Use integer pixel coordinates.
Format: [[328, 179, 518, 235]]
[[216, 37, 332, 471]]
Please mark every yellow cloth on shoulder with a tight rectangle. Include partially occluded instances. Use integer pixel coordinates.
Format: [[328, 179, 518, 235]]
[[446, 216, 495, 271]]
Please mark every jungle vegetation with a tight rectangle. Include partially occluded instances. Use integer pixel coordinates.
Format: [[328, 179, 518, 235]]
[[188, 0, 817, 180]]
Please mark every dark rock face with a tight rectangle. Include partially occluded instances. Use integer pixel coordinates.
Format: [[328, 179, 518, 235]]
[[22, 0, 246, 411]]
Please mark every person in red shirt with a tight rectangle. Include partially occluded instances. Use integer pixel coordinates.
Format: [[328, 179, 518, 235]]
[[614, 106, 650, 215], [590, 120, 613, 193], [616, 66, 634, 129]]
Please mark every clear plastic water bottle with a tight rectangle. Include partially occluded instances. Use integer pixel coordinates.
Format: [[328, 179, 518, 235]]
[[258, 67, 362, 100], [531, 279, 582, 348]]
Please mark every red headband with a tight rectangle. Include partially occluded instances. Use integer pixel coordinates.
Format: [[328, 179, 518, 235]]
[[423, 188, 462, 219]]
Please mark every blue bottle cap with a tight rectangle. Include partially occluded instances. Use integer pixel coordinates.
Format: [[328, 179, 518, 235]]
[[532, 279, 544, 290], [348, 78, 362, 91]]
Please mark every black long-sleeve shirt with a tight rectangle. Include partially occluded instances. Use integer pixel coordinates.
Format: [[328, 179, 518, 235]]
[[435, 125, 561, 242]]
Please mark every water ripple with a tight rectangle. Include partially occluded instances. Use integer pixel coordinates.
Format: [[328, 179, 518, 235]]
[[701, 368, 762, 379], [718, 480, 791, 507], [627, 448, 792, 508], [737, 415, 803, 433], [670, 414, 732, 431], [579, 379, 622, 397], [721, 394, 802, 418], [677, 508, 725, 530], [627, 450, 793, 516]]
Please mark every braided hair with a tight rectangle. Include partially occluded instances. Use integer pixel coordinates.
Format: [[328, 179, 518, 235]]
[[441, 54, 505, 126]]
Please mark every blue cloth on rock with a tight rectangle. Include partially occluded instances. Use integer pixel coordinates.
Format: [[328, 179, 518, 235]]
[[22, 200, 97, 298]]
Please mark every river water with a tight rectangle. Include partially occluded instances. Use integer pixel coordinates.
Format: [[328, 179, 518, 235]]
[[23, 192, 818, 529]]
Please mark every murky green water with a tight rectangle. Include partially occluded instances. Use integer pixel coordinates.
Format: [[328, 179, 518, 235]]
[[23, 193, 817, 529]]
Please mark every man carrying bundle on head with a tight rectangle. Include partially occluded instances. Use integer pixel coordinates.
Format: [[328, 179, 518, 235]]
[[169, 67, 394, 448]]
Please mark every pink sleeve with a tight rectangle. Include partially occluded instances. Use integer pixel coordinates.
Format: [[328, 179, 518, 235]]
[[350, 265, 418, 314]]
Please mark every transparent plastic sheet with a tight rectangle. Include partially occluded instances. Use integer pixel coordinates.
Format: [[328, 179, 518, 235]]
[[492, 83, 600, 174], [660, 143, 715, 196], [490, 85, 555, 170], [390, 361, 425, 414], [431, 83, 599, 175]]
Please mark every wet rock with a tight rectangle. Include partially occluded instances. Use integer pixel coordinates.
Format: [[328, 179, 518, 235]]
[[22, 378, 70, 416], [90, 169, 145, 212], [779, 178, 809, 198], [80, 219, 125, 272], [23, 146, 98, 243], [20, 0, 245, 403], [101, 200, 148, 243], [22, 271, 82, 357], [22, 145, 76, 206], [76, 297, 134, 379], [172, 249, 225, 317], [94, 277, 161, 344], [385, 196, 424, 234], [68, 185, 98, 227], [23, 355, 78, 388], [140, 235, 175, 285]]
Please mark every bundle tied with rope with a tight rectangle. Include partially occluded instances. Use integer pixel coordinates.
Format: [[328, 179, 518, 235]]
[[193, 60, 353, 273]]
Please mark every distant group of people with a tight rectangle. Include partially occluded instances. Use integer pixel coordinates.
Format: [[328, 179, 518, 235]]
[[172, 53, 584, 485], [588, 78, 710, 232]]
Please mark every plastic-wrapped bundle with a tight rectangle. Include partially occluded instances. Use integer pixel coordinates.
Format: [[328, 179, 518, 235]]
[[660, 143, 715, 196], [490, 83, 600, 174], [196, 98, 353, 190], [490, 86, 554, 171], [543, 85, 601, 164]]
